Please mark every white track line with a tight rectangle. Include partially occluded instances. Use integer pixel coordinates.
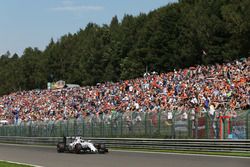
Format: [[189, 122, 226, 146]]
[[111, 149, 250, 159], [0, 160, 44, 167]]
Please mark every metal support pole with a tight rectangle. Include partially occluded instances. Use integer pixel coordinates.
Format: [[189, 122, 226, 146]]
[[172, 111, 176, 139], [91, 121, 94, 137], [205, 113, 209, 139], [82, 120, 85, 137], [145, 113, 147, 136], [246, 110, 249, 139], [59, 121, 62, 137], [195, 113, 198, 139], [74, 119, 76, 136], [29, 122, 32, 137], [120, 114, 123, 137], [66, 120, 69, 137], [158, 112, 161, 136], [188, 112, 191, 138], [111, 114, 113, 137]]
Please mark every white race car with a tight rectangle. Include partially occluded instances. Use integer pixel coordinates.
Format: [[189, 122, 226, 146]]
[[57, 136, 108, 154]]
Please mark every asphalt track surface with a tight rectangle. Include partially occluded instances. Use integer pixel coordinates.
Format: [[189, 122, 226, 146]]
[[0, 144, 249, 167]]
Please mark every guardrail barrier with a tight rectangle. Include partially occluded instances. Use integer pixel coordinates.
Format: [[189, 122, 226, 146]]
[[0, 136, 249, 152]]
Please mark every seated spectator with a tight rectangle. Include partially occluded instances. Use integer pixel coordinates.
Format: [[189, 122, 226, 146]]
[[0, 58, 249, 124]]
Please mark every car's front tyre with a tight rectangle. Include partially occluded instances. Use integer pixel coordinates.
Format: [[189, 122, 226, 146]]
[[57, 142, 65, 153]]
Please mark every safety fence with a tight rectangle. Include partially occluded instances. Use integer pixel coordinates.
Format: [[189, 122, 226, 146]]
[[0, 110, 249, 139], [0, 136, 249, 152]]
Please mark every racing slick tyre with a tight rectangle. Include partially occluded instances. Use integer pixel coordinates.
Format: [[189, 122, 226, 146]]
[[98, 144, 106, 154], [75, 143, 82, 154], [57, 142, 65, 153]]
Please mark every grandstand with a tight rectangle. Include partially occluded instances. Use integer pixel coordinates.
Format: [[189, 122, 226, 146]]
[[0, 57, 249, 139]]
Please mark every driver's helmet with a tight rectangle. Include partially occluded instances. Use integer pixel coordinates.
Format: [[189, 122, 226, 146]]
[[75, 137, 81, 141]]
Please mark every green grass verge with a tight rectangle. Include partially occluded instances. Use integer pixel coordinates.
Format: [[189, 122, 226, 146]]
[[0, 161, 32, 167], [111, 147, 250, 157]]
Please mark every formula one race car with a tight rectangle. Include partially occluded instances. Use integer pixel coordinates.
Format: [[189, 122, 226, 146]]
[[57, 136, 108, 154]]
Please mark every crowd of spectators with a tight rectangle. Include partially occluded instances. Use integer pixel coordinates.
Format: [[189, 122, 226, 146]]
[[0, 58, 249, 125]]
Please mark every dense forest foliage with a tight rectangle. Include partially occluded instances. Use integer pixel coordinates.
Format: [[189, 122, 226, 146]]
[[0, 0, 249, 95]]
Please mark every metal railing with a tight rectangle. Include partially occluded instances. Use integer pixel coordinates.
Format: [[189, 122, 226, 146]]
[[0, 110, 249, 139], [0, 136, 249, 152]]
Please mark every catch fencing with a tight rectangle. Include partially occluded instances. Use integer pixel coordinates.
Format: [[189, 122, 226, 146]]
[[0, 110, 249, 139]]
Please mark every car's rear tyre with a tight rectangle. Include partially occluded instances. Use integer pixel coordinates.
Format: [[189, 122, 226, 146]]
[[98, 144, 106, 154], [57, 142, 65, 153], [75, 143, 82, 154]]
